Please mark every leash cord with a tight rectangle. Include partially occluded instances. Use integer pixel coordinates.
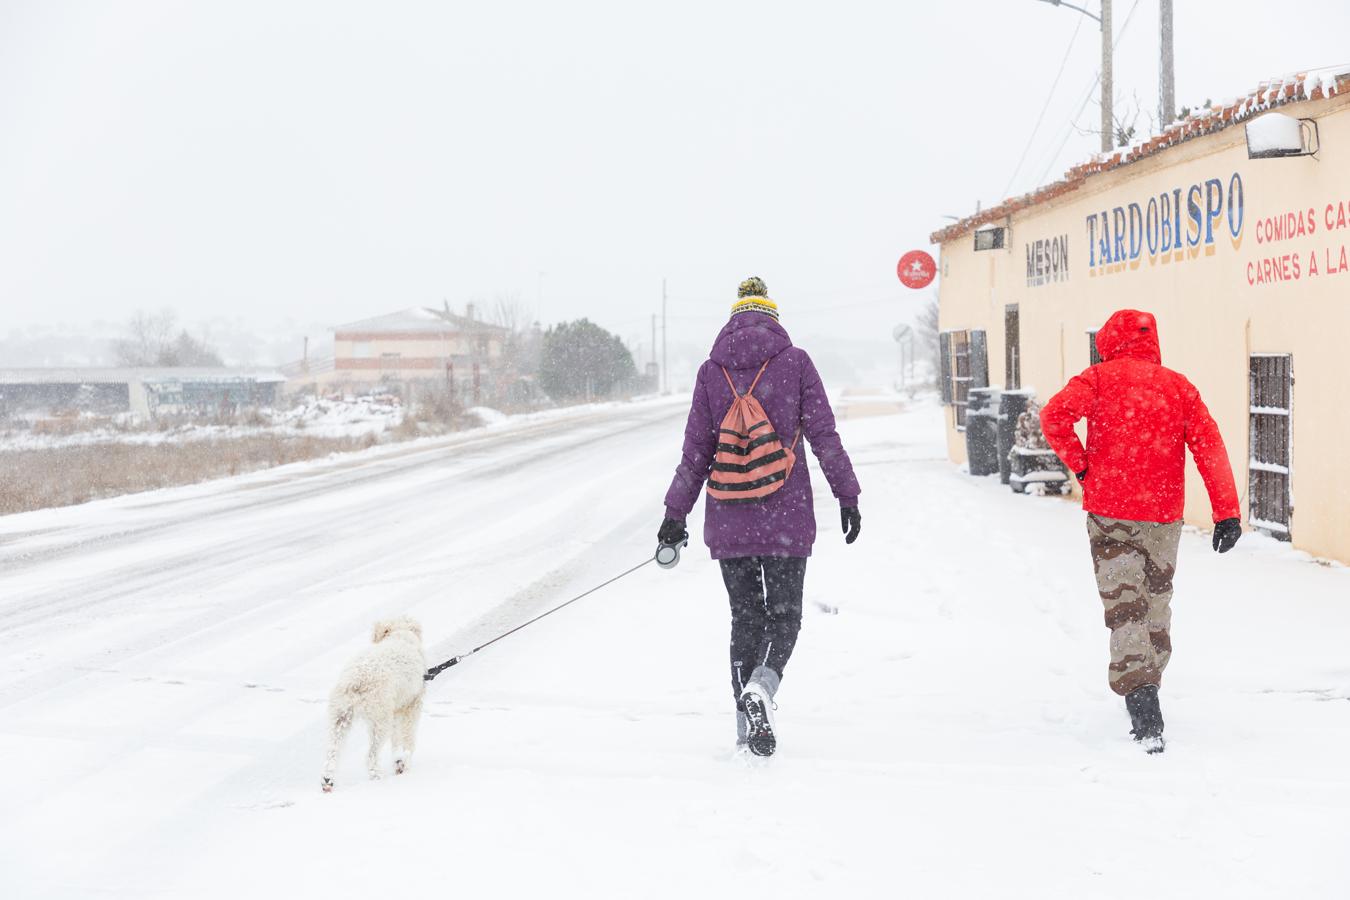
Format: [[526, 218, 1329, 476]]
[[424, 556, 656, 681]]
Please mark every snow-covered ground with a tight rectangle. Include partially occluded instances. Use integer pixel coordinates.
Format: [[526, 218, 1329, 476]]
[[1, 394, 657, 453], [2, 393, 1349, 899]]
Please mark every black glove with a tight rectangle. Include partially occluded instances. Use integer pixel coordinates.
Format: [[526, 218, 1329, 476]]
[[841, 506, 861, 545], [657, 517, 688, 546], [1212, 517, 1242, 553], [1075, 469, 1088, 483]]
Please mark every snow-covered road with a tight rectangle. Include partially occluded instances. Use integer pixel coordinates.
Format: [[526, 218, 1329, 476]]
[[3, 394, 1349, 898]]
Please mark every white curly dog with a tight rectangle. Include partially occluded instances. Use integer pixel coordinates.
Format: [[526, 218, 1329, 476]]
[[322, 616, 426, 792]]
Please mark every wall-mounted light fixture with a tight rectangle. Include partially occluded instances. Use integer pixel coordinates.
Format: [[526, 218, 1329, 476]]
[[1246, 111, 1320, 159]]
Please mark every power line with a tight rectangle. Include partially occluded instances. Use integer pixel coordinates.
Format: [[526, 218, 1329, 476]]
[[1034, 0, 1142, 187], [1000, 13, 1086, 200], [791, 296, 897, 315], [1034, 79, 1099, 185], [662, 280, 898, 306]]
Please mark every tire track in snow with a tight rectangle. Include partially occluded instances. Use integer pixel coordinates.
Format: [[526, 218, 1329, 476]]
[[0, 404, 672, 572], [0, 404, 683, 709], [0, 404, 679, 625], [0, 404, 681, 895]]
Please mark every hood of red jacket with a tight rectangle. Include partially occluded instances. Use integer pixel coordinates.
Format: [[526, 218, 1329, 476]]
[[1096, 309, 1161, 364], [709, 311, 793, 369]]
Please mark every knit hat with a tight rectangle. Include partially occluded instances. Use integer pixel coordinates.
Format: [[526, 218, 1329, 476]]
[[731, 276, 779, 320]]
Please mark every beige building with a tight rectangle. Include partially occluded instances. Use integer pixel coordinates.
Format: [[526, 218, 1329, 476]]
[[930, 69, 1350, 564], [332, 306, 507, 384], [283, 306, 511, 400]]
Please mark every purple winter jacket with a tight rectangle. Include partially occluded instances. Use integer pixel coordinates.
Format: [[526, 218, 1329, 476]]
[[663, 312, 861, 560]]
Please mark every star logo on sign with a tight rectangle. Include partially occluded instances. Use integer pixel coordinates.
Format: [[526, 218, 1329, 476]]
[[897, 250, 936, 289]]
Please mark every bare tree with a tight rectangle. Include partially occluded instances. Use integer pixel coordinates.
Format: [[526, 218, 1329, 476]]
[[1111, 91, 1152, 148], [482, 292, 540, 380], [165, 330, 224, 366], [1074, 91, 1150, 149], [488, 293, 534, 334], [112, 310, 223, 366], [915, 293, 941, 364], [113, 310, 177, 366]]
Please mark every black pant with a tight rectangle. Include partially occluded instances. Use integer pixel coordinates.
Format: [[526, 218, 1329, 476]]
[[719, 556, 807, 706]]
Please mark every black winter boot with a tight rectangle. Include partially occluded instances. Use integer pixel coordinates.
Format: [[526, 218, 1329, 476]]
[[1125, 684, 1165, 754]]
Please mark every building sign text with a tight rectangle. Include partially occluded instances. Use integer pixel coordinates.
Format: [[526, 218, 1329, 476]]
[[1087, 173, 1245, 275], [1245, 199, 1350, 286], [1025, 235, 1069, 287]]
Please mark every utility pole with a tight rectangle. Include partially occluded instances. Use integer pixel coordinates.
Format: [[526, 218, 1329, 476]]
[[1159, 0, 1175, 128], [1035, 1, 1112, 150], [651, 313, 657, 389], [1100, 0, 1113, 152], [661, 278, 668, 394]]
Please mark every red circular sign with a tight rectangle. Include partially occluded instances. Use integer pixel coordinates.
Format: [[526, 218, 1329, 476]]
[[897, 250, 936, 289]]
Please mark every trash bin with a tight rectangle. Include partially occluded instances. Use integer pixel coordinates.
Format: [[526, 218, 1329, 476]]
[[964, 387, 1001, 476], [997, 390, 1033, 485]]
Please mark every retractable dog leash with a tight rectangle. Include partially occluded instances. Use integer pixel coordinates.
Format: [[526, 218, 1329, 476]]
[[655, 536, 688, 569], [424, 537, 690, 682]]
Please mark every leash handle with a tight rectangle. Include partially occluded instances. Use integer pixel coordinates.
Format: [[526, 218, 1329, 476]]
[[655, 537, 688, 569]]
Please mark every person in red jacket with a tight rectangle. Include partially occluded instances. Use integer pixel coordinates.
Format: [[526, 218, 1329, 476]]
[[1041, 309, 1242, 753]]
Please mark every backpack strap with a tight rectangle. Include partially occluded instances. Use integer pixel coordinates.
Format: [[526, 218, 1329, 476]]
[[783, 427, 803, 477], [746, 360, 771, 397], [720, 366, 740, 397], [721, 360, 771, 397]]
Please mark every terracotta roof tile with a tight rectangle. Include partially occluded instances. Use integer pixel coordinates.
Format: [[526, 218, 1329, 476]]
[[929, 67, 1350, 246]]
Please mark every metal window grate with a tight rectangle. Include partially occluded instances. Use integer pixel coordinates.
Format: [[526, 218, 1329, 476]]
[[1087, 330, 1102, 366], [952, 330, 971, 429], [1005, 305, 1021, 389], [1249, 354, 1293, 538], [941, 329, 986, 430], [939, 331, 954, 405], [970, 330, 989, 390]]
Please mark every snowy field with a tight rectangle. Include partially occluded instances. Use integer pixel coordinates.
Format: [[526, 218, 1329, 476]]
[[0, 395, 409, 452], [2, 392, 1349, 899]]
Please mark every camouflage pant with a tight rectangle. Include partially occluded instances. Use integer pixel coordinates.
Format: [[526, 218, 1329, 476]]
[[1086, 514, 1183, 696]]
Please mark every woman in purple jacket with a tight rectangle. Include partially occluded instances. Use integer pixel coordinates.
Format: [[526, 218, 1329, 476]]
[[658, 277, 862, 756]]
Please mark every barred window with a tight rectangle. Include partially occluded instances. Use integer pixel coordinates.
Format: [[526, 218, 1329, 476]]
[[939, 332, 953, 405], [1005, 305, 1021, 389], [940, 329, 988, 431], [1249, 354, 1293, 539], [952, 331, 971, 429]]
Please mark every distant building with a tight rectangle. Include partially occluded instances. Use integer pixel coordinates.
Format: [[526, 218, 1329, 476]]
[[333, 306, 507, 382], [286, 306, 513, 402], [0, 367, 285, 419]]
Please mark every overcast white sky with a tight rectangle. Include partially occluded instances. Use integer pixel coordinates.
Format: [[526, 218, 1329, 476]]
[[2, 0, 1348, 365]]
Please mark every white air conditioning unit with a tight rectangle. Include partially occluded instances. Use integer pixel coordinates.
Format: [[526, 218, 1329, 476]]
[[974, 226, 1006, 251], [1245, 112, 1320, 159]]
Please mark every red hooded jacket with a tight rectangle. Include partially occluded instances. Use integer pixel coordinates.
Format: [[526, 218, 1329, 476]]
[[1040, 309, 1240, 524]]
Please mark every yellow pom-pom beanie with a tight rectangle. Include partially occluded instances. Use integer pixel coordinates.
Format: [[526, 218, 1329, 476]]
[[731, 276, 779, 320]]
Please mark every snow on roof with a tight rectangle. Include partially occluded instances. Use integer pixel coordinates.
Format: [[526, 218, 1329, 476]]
[[0, 367, 286, 385], [334, 306, 507, 334], [930, 65, 1350, 246]]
